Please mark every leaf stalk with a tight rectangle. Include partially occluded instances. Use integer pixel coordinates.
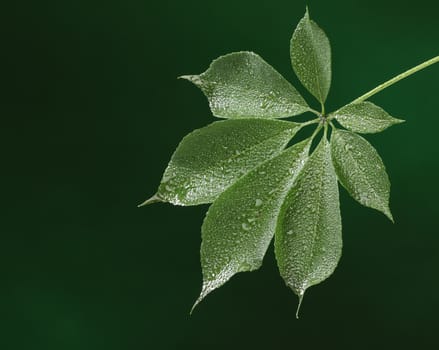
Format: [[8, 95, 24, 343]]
[[300, 118, 321, 127], [350, 56, 439, 104]]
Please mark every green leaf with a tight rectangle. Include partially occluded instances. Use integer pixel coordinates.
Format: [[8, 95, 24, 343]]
[[333, 102, 405, 134], [194, 138, 312, 310], [181, 52, 310, 119], [290, 8, 331, 104], [142, 119, 300, 206], [330, 129, 393, 221], [275, 135, 342, 316], [139, 9, 439, 316]]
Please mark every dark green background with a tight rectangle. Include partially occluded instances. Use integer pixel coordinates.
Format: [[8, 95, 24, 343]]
[[3, 0, 439, 349]]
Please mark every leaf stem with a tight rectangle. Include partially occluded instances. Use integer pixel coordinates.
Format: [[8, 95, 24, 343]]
[[323, 123, 328, 139], [309, 108, 321, 117], [300, 118, 320, 127], [310, 123, 323, 141], [350, 56, 439, 104]]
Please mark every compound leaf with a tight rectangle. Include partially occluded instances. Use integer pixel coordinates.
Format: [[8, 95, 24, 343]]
[[275, 135, 342, 316], [330, 129, 393, 221], [137, 7, 433, 316], [333, 102, 404, 134], [290, 8, 331, 104], [142, 119, 300, 206], [181, 52, 310, 119], [194, 138, 312, 309]]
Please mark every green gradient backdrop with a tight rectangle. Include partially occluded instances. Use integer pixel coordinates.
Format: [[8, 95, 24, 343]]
[[2, 0, 439, 349]]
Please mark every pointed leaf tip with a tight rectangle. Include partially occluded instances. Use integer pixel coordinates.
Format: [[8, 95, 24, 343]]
[[190, 282, 214, 315], [138, 194, 161, 207], [296, 292, 304, 319], [275, 138, 342, 308], [189, 299, 199, 315], [331, 129, 394, 220], [155, 119, 300, 205], [195, 138, 312, 310], [190, 296, 203, 315], [178, 75, 202, 85], [290, 7, 331, 104], [186, 52, 309, 119], [333, 102, 405, 134], [385, 208, 394, 223]]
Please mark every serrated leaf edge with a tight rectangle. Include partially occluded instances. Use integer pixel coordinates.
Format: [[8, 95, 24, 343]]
[[179, 51, 311, 119], [332, 101, 406, 134], [275, 135, 342, 317], [155, 121, 302, 206], [191, 137, 313, 313], [330, 129, 394, 222], [291, 7, 331, 105]]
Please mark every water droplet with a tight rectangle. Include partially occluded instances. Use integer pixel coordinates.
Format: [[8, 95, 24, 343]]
[[161, 173, 174, 183], [259, 100, 269, 109], [242, 223, 251, 231]]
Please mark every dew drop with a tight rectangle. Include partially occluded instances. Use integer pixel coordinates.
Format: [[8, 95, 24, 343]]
[[242, 223, 251, 231]]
